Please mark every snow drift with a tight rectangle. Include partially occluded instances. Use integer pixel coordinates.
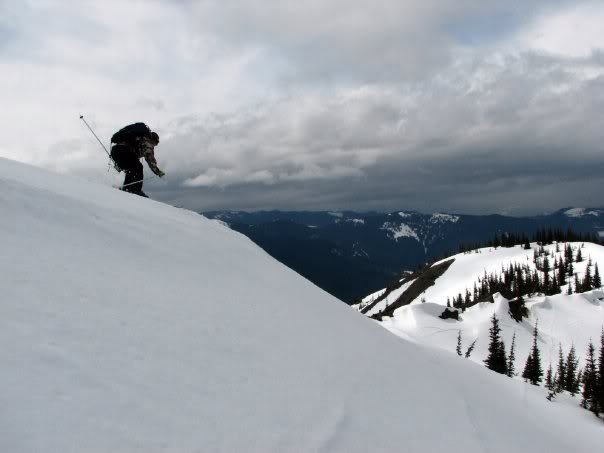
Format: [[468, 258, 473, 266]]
[[0, 157, 601, 452]]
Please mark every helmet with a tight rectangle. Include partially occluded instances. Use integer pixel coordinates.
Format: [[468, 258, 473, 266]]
[[150, 131, 160, 145]]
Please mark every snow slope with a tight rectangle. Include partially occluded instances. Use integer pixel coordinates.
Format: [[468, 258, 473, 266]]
[[0, 157, 601, 452], [381, 292, 604, 371], [366, 244, 604, 378]]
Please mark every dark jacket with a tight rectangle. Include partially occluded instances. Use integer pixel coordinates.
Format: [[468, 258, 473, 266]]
[[114, 136, 163, 176]]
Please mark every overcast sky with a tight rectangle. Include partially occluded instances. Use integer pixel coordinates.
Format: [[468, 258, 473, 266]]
[[1, 0, 603, 215]]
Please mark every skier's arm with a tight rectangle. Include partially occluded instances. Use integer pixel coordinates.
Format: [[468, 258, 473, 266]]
[[140, 138, 165, 177]]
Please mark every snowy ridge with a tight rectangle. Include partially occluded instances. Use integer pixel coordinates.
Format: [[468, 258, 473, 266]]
[[430, 213, 460, 223], [381, 221, 420, 242], [345, 218, 365, 225], [364, 243, 604, 383], [564, 208, 600, 218], [1, 157, 601, 452], [380, 212, 459, 253], [363, 279, 416, 317]]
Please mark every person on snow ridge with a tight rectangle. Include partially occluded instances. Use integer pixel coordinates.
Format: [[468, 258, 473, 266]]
[[110, 123, 165, 197]]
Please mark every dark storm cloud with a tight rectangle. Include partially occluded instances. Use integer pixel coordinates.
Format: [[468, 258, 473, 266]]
[[146, 42, 604, 215]]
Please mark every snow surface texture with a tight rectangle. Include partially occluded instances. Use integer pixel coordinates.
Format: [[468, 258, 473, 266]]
[[0, 157, 601, 452], [371, 243, 604, 379]]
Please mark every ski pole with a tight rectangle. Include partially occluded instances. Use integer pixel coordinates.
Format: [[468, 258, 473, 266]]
[[79, 115, 112, 160], [121, 174, 159, 188]]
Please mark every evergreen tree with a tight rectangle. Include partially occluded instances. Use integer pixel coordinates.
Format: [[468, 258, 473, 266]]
[[594, 263, 602, 289], [484, 314, 508, 374], [455, 293, 463, 308], [581, 340, 599, 415], [583, 259, 593, 291], [532, 321, 543, 384], [522, 355, 534, 382], [456, 330, 462, 356], [507, 332, 516, 377], [565, 345, 580, 396], [576, 247, 583, 263], [558, 257, 567, 286], [524, 321, 543, 385], [463, 289, 471, 312], [546, 363, 555, 392], [555, 344, 566, 392], [549, 274, 560, 295], [598, 328, 604, 413], [543, 255, 550, 288], [465, 339, 477, 359], [565, 243, 573, 263]]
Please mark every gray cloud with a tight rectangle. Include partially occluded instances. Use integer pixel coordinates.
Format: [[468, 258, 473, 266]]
[[1, 0, 603, 216], [188, 0, 577, 83], [148, 46, 604, 215]]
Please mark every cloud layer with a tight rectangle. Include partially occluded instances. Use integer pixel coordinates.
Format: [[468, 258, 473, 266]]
[[1, 0, 603, 215]]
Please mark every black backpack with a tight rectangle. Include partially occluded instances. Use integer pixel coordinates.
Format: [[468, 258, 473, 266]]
[[111, 123, 152, 144]]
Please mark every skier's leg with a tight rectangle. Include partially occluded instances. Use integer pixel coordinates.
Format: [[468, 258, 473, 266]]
[[125, 161, 144, 194], [112, 145, 144, 193]]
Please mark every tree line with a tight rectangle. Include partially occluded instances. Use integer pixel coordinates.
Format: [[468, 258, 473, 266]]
[[458, 228, 601, 254], [458, 316, 604, 418], [447, 242, 601, 315]]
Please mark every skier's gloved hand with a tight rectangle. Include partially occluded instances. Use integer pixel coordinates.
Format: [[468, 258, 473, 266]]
[[157, 170, 166, 178]]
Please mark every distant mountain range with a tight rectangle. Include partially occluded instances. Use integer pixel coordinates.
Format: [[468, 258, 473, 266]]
[[203, 208, 604, 304]]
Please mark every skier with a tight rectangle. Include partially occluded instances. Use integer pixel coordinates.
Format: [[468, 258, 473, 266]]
[[110, 123, 165, 197]]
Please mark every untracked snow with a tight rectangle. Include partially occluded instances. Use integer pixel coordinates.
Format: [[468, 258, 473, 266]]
[[0, 157, 602, 452], [367, 243, 604, 386]]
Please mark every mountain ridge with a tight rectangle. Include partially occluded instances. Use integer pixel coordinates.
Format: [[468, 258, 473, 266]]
[[205, 209, 604, 302]]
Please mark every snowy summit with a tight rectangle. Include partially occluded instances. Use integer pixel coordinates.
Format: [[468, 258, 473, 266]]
[[0, 157, 601, 452]]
